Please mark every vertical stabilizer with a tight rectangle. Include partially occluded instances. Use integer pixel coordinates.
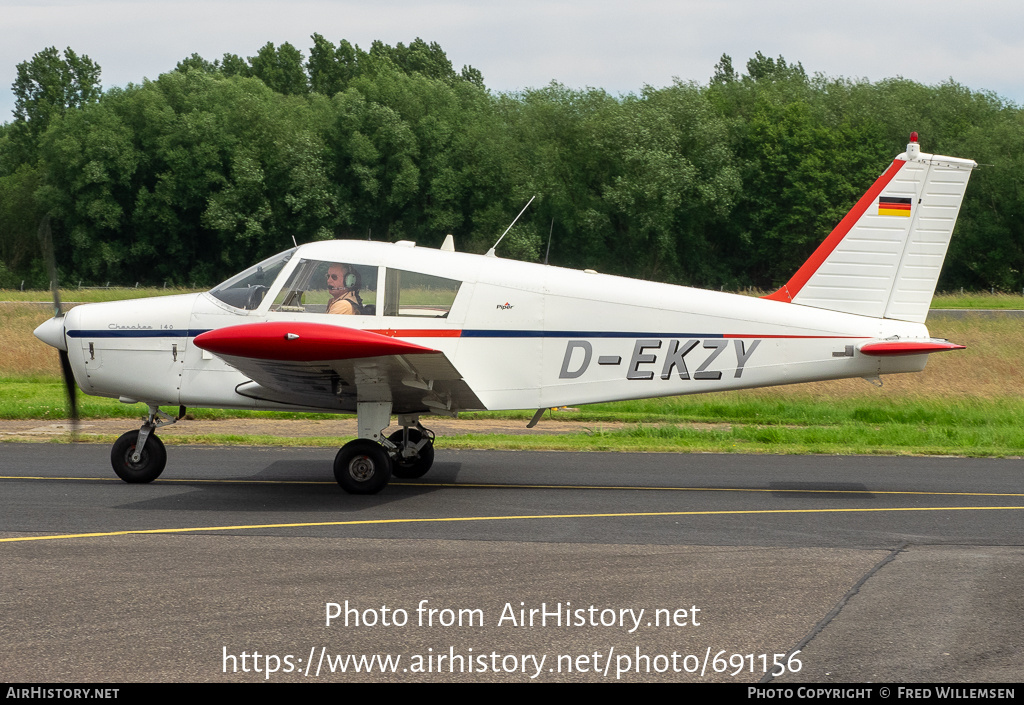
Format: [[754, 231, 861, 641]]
[[764, 134, 976, 322]]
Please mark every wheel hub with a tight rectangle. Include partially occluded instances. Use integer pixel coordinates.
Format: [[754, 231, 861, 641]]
[[124, 445, 147, 470], [347, 454, 376, 481]]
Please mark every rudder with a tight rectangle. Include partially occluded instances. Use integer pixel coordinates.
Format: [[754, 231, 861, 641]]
[[764, 134, 977, 323]]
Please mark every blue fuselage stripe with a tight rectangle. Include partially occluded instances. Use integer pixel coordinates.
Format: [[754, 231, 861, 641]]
[[67, 329, 727, 339], [68, 329, 210, 338]]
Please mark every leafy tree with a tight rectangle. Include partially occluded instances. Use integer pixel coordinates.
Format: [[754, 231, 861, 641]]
[[942, 111, 1024, 290], [326, 86, 421, 239], [249, 42, 308, 95], [3, 40, 1019, 291], [309, 34, 342, 96], [496, 84, 621, 267], [617, 81, 741, 285], [460, 65, 485, 89], [0, 162, 44, 273], [12, 46, 101, 127], [220, 53, 251, 78], [36, 70, 342, 283], [745, 51, 806, 84], [36, 96, 141, 280], [10, 46, 101, 158], [368, 38, 457, 83], [175, 53, 221, 74], [710, 54, 736, 85]]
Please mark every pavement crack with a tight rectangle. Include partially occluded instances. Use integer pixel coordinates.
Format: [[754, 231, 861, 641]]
[[759, 541, 909, 683]]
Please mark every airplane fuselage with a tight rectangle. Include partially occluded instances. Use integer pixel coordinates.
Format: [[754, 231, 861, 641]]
[[59, 239, 929, 415], [34, 137, 975, 493]]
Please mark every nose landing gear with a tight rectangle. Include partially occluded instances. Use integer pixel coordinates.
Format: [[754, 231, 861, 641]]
[[109, 405, 183, 483], [111, 430, 167, 483]]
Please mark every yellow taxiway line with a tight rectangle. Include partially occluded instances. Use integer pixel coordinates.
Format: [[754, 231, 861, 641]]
[[2, 505, 1023, 543], [1, 475, 1023, 497]]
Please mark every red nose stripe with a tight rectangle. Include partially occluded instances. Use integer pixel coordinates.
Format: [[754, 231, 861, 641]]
[[194, 322, 437, 361]]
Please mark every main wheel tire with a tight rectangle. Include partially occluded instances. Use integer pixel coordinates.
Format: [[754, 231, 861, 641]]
[[111, 430, 167, 483], [334, 440, 392, 494], [387, 429, 435, 479]]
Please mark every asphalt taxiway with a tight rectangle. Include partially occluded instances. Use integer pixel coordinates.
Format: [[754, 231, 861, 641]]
[[1, 444, 1021, 682]]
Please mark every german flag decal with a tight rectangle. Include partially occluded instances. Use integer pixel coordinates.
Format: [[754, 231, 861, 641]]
[[879, 196, 912, 217]]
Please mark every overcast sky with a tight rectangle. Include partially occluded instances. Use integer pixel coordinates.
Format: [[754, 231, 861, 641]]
[[2, 0, 1023, 123]]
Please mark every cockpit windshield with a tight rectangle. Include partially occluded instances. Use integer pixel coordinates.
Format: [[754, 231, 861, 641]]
[[209, 248, 295, 310]]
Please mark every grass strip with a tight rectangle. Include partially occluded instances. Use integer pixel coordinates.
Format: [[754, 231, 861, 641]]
[[8, 421, 1023, 458]]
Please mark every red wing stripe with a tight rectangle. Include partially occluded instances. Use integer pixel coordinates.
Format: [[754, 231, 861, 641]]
[[763, 159, 907, 303], [194, 322, 438, 362]]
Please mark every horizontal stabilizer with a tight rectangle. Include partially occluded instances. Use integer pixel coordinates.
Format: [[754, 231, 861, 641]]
[[858, 339, 965, 356]]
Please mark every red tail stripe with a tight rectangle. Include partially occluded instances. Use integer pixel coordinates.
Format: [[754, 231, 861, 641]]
[[763, 159, 907, 303]]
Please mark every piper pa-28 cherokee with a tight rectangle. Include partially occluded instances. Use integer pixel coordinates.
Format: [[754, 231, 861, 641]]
[[34, 134, 975, 494]]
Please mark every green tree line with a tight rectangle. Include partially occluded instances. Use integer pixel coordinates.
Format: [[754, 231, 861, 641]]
[[1, 40, 1021, 291]]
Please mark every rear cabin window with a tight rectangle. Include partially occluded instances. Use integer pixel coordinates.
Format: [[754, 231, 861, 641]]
[[383, 269, 461, 318], [271, 259, 378, 315]]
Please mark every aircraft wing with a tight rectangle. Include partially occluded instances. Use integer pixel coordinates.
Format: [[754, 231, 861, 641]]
[[193, 322, 484, 414]]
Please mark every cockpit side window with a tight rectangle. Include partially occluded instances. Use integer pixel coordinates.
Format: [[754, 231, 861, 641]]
[[209, 249, 295, 310], [271, 259, 378, 315], [383, 269, 461, 317]]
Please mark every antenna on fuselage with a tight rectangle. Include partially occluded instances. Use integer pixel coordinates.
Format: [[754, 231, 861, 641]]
[[544, 218, 553, 265], [486, 195, 536, 257]]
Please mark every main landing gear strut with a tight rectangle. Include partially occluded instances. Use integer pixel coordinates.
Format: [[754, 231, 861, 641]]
[[333, 407, 435, 495]]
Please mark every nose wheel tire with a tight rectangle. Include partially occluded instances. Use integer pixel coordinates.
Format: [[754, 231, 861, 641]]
[[111, 430, 167, 483], [334, 440, 392, 494], [387, 429, 435, 479]]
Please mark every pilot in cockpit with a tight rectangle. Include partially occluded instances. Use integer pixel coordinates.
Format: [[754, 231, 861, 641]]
[[326, 263, 364, 315]]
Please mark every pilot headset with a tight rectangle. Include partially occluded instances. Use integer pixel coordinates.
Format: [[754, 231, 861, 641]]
[[342, 266, 360, 290]]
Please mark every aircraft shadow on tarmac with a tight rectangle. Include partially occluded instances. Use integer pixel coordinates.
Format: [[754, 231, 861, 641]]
[[111, 460, 466, 513]]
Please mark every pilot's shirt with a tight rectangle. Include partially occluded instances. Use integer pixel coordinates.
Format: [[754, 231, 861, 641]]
[[328, 293, 359, 315]]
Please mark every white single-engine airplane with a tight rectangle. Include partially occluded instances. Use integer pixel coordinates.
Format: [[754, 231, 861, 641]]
[[34, 134, 975, 493]]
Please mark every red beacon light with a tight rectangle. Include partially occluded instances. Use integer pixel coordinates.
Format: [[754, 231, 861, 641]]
[[906, 131, 921, 160]]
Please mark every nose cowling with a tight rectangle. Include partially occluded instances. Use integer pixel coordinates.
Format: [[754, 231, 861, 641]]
[[34, 316, 68, 352]]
